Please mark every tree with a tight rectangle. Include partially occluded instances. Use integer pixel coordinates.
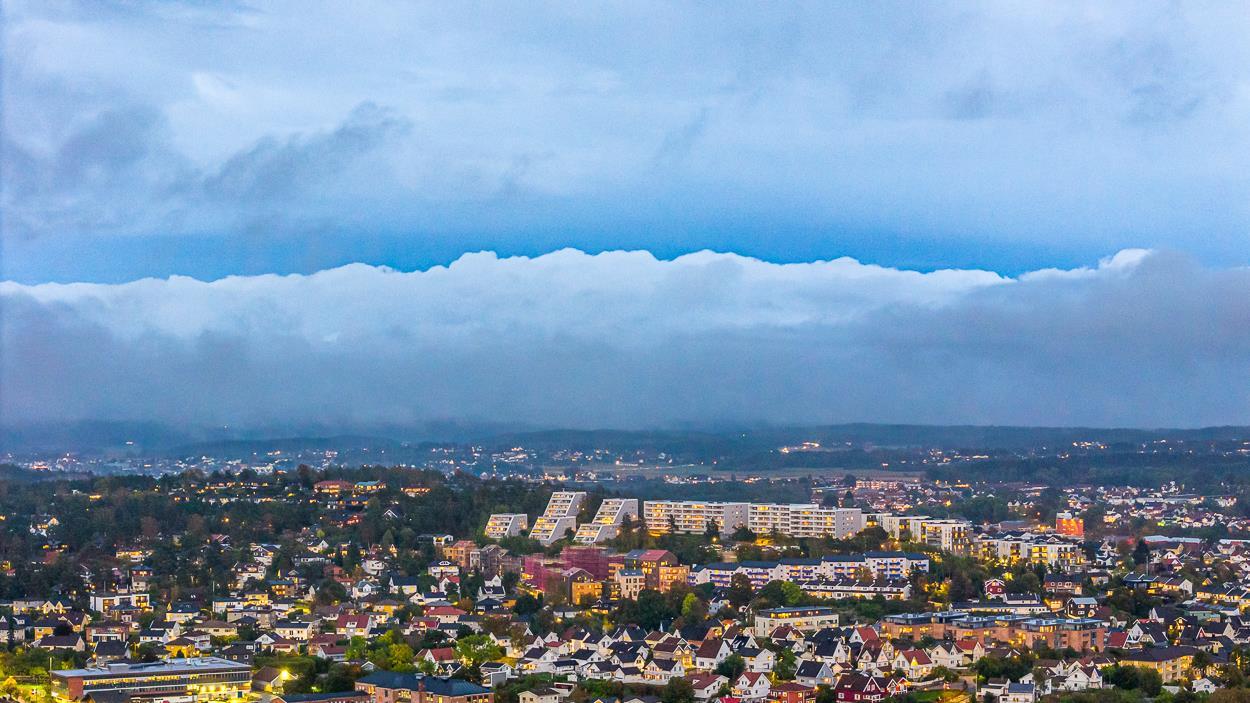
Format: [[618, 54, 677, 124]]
[[948, 571, 975, 602], [716, 654, 746, 680], [455, 634, 503, 667], [1209, 690, 1250, 703], [681, 593, 706, 623], [513, 592, 542, 616], [774, 649, 796, 680], [661, 677, 695, 703], [780, 581, 804, 606], [728, 574, 754, 608], [1103, 664, 1160, 695], [1133, 540, 1151, 567], [1138, 668, 1162, 697]]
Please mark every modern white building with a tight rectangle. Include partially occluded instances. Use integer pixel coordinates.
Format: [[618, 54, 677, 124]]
[[484, 513, 528, 539], [643, 500, 750, 535], [748, 504, 864, 539], [871, 514, 972, 553], [977, 533, 1085, 569], [529, 491, 587, 545], [574, 498, 639, 544]]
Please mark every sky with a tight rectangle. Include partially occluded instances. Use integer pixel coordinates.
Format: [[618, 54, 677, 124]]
[[3, 1, 1250, 431]]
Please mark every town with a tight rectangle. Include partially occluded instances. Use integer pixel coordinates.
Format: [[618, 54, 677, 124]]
[[0, 451, 1249, 703], [6, 5, 1246, 703]]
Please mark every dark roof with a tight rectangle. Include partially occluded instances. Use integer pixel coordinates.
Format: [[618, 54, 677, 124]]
[[1122, 646, 1199, 662], [93, 641, 128, 656], [276, 693, 368, 703], [355, 672, 488, 697]]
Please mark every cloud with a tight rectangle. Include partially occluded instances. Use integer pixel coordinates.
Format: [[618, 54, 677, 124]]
[[4, 248, 1249, 430], [3, 2, 1250, 282], [2, 100, 411, 242]]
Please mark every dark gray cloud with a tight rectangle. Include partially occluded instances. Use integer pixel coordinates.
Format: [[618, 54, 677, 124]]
[[3, 249, 1248, 429], [2, 98, 409, 242]]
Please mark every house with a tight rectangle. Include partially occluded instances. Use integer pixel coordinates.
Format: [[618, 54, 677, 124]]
[[795, 660, 837, 687], [337, 614, 373, 638], [1000, 683, 1037, 703], [92, 640, 129, 663], [1039, 664, 1104, 693], [689, 674, 728, 700], [734, 672, 771, 702], [926, 643, 964, 670], [893, 649, 933, 679], [518, 690, 560, 703], [1193, 678, 1217, 694], [1066, 598, 1100, 619], [274, 620, 315, 641], [253, 667, 288, 693], [642, 659, 684, 683], [768, 683, 816, 703], [479, 662, 512, 688], [739, 647, 777, 673], [694, 638, 732, 671], [832, 674, 901, 703], [36, 634, 86, 652], [310, 642, 347, 661], [417, 647, 459, 674]]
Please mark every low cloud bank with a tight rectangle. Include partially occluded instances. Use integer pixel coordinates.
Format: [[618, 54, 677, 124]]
[[3, 248, 1248, 429]]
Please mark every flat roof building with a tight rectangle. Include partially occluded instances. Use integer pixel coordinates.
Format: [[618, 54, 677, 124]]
[[52, 657, 252, 703]]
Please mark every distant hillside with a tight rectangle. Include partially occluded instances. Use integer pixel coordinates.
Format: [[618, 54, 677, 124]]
[[5, 420, 1250, 457], [167, 435, 409, 459], [494, 423, 1250, 452]]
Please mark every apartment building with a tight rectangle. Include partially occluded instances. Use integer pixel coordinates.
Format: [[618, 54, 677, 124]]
[[484, 514, 528, 539], [643, 501, 750, 535], [977, 533, 1085, 569], [880, 614, 1106, 652], [529, 492, 587, 545], [795, 579, 912, 601], [623, 549, 679, 589], [693, 552, 930, 591], [754, 606, 840, 637], [1118, 646, 1198, 683], [862, 552, 931, 580], [871, 514, 972, 553], [748, 504, 864, 539], [574, 498, 639, 544], [1055, 512, 1085, 538]]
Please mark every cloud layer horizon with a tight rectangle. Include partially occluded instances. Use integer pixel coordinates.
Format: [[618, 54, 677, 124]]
[[4, 247, 1247, 430]]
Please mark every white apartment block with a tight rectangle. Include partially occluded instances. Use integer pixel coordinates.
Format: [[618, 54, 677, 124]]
[[643, 501, 750, 535], [693, 552, 930, 589], [748, 504, 865, 539], [529, 491, 588, 545], [574, 498, 640, 544], [484, 513, 529, 539], [872, 514, 972, 553], [977, 533, 1085, 569]]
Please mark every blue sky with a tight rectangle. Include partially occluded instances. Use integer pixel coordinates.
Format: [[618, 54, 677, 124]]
[[4, 2, 1250, 430], [4, 1, 1249, 282]]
